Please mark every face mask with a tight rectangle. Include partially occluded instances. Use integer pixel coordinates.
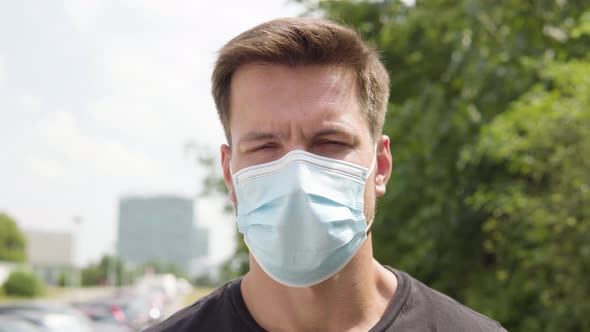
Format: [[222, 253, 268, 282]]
[[231, 150, 375, 287]]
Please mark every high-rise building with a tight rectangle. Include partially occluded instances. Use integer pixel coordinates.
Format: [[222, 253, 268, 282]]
[[117, 196, 208, 273]]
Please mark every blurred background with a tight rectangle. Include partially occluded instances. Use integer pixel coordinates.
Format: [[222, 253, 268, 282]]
[[0, 1, 589, 331]]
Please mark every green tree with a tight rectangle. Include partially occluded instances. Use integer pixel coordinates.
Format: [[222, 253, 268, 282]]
[[0, 213, 26, 262], [462, 59, 590, 331], [81, 255, 128, 286], [141, 259, 189, 279]]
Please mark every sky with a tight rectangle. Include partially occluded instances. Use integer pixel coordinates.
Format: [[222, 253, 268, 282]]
[[0, 0, 304, 267]]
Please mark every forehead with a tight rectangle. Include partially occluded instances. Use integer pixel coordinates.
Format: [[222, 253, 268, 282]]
[[231, 64, 356, 105], [228, 64, 364, 141]]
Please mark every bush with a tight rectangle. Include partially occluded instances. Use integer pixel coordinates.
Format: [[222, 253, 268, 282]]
[[2, 271, 45, 297]]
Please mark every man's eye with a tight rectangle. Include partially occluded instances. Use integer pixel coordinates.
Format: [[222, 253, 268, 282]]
[[319, 141, 346, 147], [251, 144, 277, 152]]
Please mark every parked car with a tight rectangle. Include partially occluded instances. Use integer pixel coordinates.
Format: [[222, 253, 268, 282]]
[[0, 302, 132, 332], [0, 303, 94, 332], [0, 315, 42, 332], [73, 296, 159, 331], [72, 300, 127, 325]]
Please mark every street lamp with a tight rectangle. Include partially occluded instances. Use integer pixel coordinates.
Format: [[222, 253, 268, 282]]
[[72, 216, 82, 290], [107, 241, 118, 288]]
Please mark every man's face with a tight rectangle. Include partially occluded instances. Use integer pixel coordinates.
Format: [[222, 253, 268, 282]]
[[221, 64, 391, 222]]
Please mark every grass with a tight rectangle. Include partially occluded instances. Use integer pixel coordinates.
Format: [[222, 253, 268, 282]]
[[183, 287, 216, 307], [0, 286, 84, 302], [1, 285, 217, 310], [44, 286, 69, 298], [0, 293, 30, 302]]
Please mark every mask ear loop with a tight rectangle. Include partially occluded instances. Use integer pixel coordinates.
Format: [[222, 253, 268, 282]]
[[228, 154, 239, 194], [365, 218, 374, 236], [228, 153, 235, 175], [364, 144, 379, 179], [364, 143, 379, 236]]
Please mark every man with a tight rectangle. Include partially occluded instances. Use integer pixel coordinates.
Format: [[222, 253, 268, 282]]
[[150, 17, 506, 331]]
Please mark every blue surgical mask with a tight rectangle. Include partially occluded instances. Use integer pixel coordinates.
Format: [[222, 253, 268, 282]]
[[231, 150, 375, 287]]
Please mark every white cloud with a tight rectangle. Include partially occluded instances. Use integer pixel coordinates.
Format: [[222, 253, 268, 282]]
[[0, 55, 5, 86], [22, 154, 67, 183], [88, 43, 219, 145], [61, 0, 105, 30], [25, 110, 167, 182], [64, 1, 222, 146], [15, 95, 42, 111]]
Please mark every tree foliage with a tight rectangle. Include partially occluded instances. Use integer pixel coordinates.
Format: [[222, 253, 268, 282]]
[[0, 213, 26, 262], [81, 255, 127, 286], [297, 1, 590, 330], [461, 60, 590, 331], [2, 270, 45, 297], [142, 259, 190, 279]]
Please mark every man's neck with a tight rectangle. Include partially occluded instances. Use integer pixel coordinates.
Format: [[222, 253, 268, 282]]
[[240, 240, 398, 332]]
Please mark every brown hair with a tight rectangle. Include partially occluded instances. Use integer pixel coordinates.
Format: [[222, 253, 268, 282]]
[[212, 17, 390, 142]]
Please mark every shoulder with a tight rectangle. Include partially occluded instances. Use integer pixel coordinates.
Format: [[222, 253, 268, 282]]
[[391, 268, 506, 331], [145, 278, 242, 332]]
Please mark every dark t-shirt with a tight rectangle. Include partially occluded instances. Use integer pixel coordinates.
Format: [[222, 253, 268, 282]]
[[147, 267, 506, 331]]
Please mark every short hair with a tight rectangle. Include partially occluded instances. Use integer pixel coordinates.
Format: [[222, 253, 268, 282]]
[[211, 17, 390, 143]]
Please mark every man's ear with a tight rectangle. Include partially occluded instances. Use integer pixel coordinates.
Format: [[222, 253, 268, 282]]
[[221, 144, 236, 204], [374, 135, 392, 197]]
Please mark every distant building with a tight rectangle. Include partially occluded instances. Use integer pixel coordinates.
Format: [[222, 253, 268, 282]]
[[117, 196, 208, 274], [0, 262, 20, 285], [24, 230, 74, 285]]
